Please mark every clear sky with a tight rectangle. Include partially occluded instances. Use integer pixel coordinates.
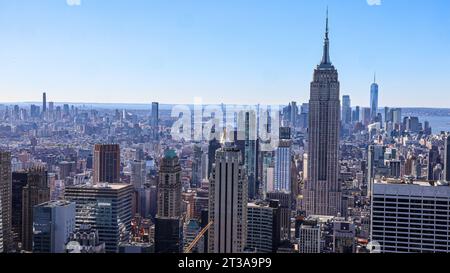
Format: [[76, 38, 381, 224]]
[[0, 0, 449, 107]]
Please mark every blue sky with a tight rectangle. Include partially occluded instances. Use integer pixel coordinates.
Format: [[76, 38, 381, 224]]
[[0, 0, 449, 107]]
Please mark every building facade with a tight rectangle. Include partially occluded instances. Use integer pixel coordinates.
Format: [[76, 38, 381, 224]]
[[371, 180, 450, 253], [64, 183, 133, 253], [93, 144, 120, 184], [445, 135, 450, 182], [22, 167, 50, 251], [0, 151, 12, 252], [246, 201, 280, 253], [208, 146, 248, 253], [155, 150, 183, 253], [370, 76, 379, 121], [33, 200, 76, 253]]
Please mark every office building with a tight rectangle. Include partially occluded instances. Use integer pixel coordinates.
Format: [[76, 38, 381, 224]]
[[444, 135, 450, 182], [371, 179, 450, 253], [93, 144, 120, 184], [64, 183, 133, 253], [0, 196, 3, 252], [237, 110, 258, 200], [151, 102, 159, 140], [207, 127, 221, 179], [22, 167, 50, 251], [427, 145, 441, 181], [342, 95, 352, 125], [151, 102, 159, 127], [367, 145, 387, 195], [298, 218, 321, 253], [246, 200, 280, 253], [155, 150, 183, 253], [304, 11, 342, 216], [156, 150, 182, 218], [274, 130, 292, 192], [352, 106, 360, 123], [42, 92, 47, 113], [370, 75, 379, 121], [130, 160, 146, 190], [333, 221, 356, 253], [208, 146, 248, 253], [33, 200, 76, 253], [267, 191, 291, 241], [11, 171, 28, 247], [0, 151, 12, 252]]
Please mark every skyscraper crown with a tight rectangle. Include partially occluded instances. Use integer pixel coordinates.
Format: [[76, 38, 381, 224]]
[[318, 8, 334, 70]]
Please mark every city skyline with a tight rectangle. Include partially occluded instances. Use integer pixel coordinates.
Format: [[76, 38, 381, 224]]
[[1, 0, 450, 107], [1, 0, 450, 258]]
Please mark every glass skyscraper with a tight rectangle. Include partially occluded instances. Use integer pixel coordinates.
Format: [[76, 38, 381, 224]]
[[370, 75, 379, 121]]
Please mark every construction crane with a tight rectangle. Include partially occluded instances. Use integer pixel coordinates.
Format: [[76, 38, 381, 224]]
[[185, 221, 213, 253]]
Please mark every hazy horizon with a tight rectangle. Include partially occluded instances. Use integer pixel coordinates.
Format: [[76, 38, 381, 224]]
[[1, 0, 449, 107]]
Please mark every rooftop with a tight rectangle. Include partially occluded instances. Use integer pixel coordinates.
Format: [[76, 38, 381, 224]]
[[375, 178, 449, 187], [68, 183, 132, 190], [35, 200, 74, 208]]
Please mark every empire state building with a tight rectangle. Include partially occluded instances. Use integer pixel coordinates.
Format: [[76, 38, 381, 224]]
[[304, 11, 342, 216]]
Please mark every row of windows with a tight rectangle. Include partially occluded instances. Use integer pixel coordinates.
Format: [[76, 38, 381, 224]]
[[373, 217, 450, 224], [373, 203, 449, 210], [373, 212, 449, 219], [372, 230, 449, 236], [373, 197, 450, 204]]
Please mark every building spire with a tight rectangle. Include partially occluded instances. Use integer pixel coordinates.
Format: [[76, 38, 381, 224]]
[[374, 72, 377, 83], [320, 7, 332, 67]]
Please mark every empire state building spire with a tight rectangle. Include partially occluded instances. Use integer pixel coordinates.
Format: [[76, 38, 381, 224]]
[[320, 8, 333, 68]]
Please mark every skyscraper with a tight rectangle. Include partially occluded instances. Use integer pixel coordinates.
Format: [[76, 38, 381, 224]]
[[367, 145, 387, 196], [130, 160, 146, 190], [155, 150, 183, 253], [42, 92, 47, 113], [290, 101, 298, 127], [342, 95, 352, 125], [64, 183, 133, 253], [151, 102, 159, 127], [22, 167, 50, 251], [93, 144, 120, 184], [238, 110, 258, 200], [445, 134, 450, 182], [352, 106, 360, 123], [11, 171, 28, 248], [208, 146, 248, 253], [427, 145, 441, 181], [151, 102, 159, 140], [0, 195, 3, 253], [156, 150, 182, 218], [191, 144, 204, 188], [304, 11, 342, 216], [32, 200, 76, 253], [370, 74, 379, 121], [274, 129, 292, 192], [207, 127, 221, 179], [0, 151, 12, 252]]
